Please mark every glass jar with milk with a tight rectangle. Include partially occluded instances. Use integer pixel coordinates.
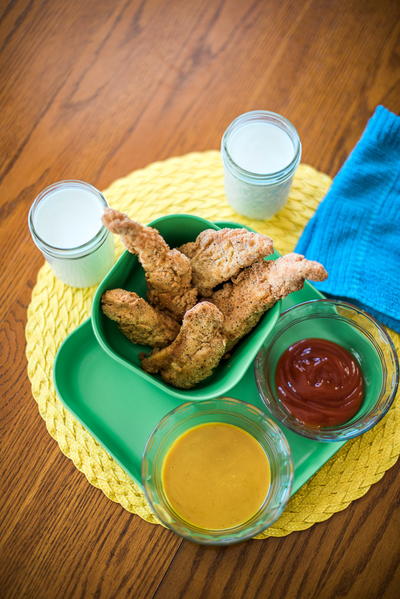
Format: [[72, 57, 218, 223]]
[[221, 110, 301, 220], [29, 180, 114, 287]]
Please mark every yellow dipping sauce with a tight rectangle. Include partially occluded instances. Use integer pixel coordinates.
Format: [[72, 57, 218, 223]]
[[162, 422, 271, 530]]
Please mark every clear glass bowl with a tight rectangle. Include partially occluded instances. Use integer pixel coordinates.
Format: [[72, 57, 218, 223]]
[[255, 299, 399, 442], [142, 398, 293, 544]]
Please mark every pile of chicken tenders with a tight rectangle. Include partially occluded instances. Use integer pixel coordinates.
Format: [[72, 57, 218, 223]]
[[101, 208, 327, 389]]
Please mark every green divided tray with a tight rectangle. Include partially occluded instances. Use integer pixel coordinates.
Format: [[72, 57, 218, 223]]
[[54, 220, 346, 496]]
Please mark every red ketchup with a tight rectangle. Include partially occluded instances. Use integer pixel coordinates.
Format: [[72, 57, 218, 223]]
[[275, 338, 364, 427]]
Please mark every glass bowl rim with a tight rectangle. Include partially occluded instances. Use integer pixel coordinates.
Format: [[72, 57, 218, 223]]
[[141, 397, 294, 544], [254, 298, 399, 442]]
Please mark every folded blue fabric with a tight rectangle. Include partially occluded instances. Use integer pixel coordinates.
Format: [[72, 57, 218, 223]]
[[295, 106, 400, 332]]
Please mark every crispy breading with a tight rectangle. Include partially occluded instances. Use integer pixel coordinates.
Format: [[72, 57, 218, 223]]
[[101, 289, 180, 347], [141, 302, 226, 389], [210, 253, 328, 350], [102, 208, 197, 319], [179, 228, 274, 296]]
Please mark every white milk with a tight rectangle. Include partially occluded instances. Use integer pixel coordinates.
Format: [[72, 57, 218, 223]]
[[221, 111, 301, 220], [29, 181, 114, 287], [228, 122, 295, 174], [33, 187, 105, 249]]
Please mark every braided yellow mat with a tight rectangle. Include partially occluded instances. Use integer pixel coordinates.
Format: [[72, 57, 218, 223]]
[[26, 151, 400, 538]]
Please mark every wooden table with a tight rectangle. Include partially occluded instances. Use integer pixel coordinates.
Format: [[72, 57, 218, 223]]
[[1, 1, 400, 597]]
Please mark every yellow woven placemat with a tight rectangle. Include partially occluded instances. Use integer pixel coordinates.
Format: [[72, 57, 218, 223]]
[[26, 151, 400, 538]]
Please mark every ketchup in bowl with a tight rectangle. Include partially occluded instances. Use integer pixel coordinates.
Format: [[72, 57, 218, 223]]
[[275, 338, 364, 427]]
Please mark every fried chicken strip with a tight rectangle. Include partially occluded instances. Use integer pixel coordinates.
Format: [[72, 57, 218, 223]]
[[179, 228, 274, 296], [102, 209, 197, 319], [211, 253, 328, 350], [141, 302, 226, 389], [102, 289, 180, 347]]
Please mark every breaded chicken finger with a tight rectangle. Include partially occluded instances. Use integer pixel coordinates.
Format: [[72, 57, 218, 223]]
[[141, 302, 226, 389], [102, 209, 197, 319], [211, 253, 328, 350], [179, 228, 274, 296], [102, 289, 180, 347]]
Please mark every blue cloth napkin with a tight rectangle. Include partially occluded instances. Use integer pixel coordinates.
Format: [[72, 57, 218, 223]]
[[295, 106, 400, 332]]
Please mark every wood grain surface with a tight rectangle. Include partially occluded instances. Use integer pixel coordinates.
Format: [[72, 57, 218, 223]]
[[1, 1, 400, 597]]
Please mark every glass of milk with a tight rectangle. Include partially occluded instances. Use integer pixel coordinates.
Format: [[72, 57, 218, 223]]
[[29, 180, 114, 287], [221, 110, 301, 220]]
